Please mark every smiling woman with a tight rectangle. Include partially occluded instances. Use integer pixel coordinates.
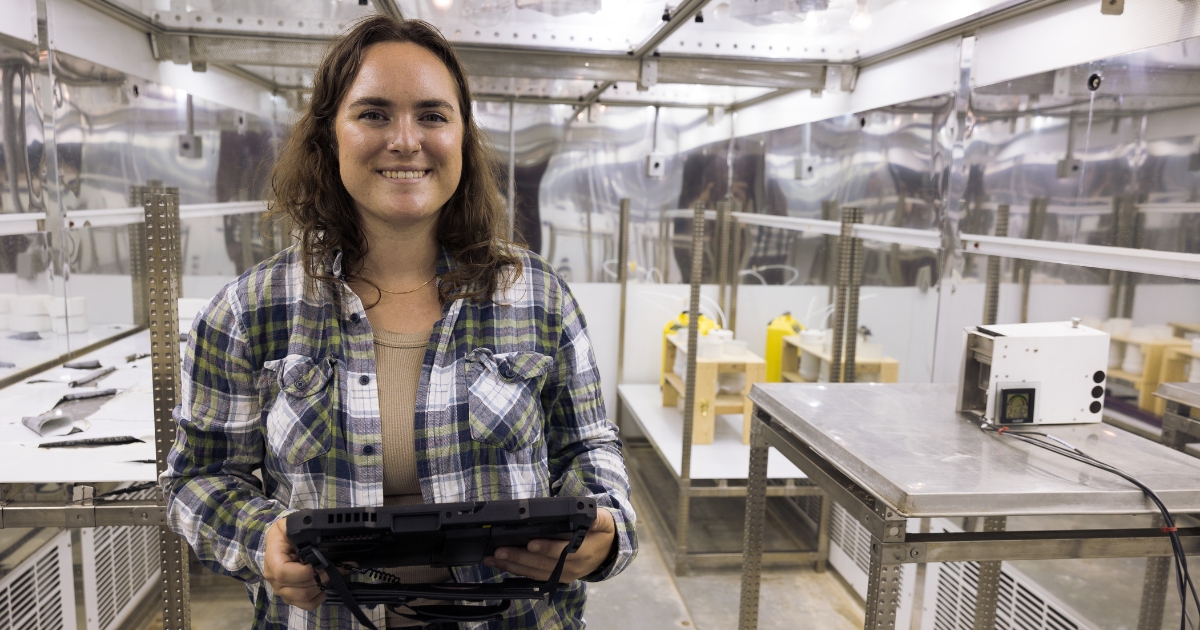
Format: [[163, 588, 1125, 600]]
[[160, 15, 637, 630]]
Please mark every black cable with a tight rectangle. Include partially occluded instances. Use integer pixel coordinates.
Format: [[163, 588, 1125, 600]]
[[983, 424, 1200, 630]]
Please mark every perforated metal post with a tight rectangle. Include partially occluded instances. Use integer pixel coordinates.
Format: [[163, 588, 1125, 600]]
[[1137, 514, 1169, 630], [982, 204, 1009, 326], [864, 541, 903, 630], [143, 189, 191, 630], [971, 516, 1006, 630], [737, 411, 770, 630], [675, 202, 705, 576], [1018, 198, 1046, 323], [842, 209, 865, 384], [830, 207, 862, 383]]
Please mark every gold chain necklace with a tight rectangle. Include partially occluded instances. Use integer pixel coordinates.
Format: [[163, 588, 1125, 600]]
[[372, 274, 437, 295]]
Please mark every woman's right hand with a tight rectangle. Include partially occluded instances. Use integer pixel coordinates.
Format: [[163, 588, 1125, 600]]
[[263, 517, 326, 610]]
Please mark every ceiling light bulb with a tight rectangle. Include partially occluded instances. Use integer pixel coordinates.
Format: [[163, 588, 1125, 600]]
[[433, 0, 453, 8], [849, 0, 871, 31]]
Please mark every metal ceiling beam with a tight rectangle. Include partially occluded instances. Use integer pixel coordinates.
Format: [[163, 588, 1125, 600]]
[[729, 88, 797, 113], [474, 93, 711, 109], [573, 0, 716, 115]]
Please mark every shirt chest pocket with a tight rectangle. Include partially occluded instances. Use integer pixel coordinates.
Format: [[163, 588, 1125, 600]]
[[467, 350, 554, 452], [262, 354, 336, 467]]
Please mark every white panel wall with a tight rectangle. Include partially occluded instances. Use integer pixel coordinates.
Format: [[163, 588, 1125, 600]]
[[974, 0, 1200, 88], [0, 0, 37, 46], [45, 0, 284, 120]]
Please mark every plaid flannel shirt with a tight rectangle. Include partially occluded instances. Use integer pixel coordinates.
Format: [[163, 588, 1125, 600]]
[[161, 245, 637, 629]]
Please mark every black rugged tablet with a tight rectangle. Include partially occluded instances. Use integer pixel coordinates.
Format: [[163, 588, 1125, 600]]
[[286, 497, 597, 629]]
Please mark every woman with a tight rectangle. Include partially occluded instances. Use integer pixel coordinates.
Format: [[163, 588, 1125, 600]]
[[162, 16, 636, 630]]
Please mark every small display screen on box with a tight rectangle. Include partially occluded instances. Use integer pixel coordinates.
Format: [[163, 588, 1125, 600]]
[[1000, 388, 1036, 424]]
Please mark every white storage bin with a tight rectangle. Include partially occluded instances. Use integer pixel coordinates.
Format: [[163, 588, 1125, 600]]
[[48, 296, 87, 318], [12, 294, 50, 316], [51, 315, 88, 334], [11, 313, 51, 332]]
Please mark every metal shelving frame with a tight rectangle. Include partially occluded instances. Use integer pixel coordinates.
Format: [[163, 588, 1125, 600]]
[[0, 186, 189, 630], [616, 199, 829, 576]]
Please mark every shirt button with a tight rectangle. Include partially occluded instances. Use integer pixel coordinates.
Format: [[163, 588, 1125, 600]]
[[359, 375, 370, 385], [362, 445, 374, 456], [350, 313, 360, 323]]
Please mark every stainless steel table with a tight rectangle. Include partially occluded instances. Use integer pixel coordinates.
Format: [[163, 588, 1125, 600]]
[[737, 383, 1200, 630]]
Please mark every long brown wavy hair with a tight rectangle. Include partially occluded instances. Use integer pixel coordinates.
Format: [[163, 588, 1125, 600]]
[[265, 16, 519, 304]]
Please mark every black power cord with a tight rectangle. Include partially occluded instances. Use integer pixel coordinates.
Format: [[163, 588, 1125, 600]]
[[982, 424, 1200, 630]]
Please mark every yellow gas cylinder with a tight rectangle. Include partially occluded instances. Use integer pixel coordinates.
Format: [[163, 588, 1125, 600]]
[[661, 312, 717, 387], [765, 312, 803, 382]]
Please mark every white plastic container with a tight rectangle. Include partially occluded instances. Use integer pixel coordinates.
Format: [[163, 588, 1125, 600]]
[[1122, 328, 1154, 376], [720, 339, 748, 358], [47, 296, 86, 318], [51, 315, 88, 334], [1104, 317, 1133, 337], [11, 294, 50, 316], [10, 313, 50, 332], [0, 294, 14, 314], [799, 329, 824, 381], [0, 313, 10, 330]]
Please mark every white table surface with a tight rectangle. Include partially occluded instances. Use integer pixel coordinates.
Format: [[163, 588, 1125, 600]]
[[0, 331, 158, 483], [618, 384, 805, 480]]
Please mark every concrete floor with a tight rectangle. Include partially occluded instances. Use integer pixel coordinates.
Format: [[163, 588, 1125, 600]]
[[136, 445, 865, 630], [139, 494, 863, 630]]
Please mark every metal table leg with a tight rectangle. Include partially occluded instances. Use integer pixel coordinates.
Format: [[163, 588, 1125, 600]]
[[865, 537, 905, 630], [738, 416, 771, 630], [972, 516, 1006, 630]]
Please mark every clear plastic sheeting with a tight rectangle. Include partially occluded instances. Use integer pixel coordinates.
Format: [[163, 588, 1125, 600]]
[[479, 104, 703, 283], [662, 0, 1017, 61], [963, 35, 1200, 290], [668, 94, 951, 288], [108, 0, 375, 23], [398, 0, 665, 53]]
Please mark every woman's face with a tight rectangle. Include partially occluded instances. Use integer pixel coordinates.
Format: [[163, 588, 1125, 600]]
[[335, 41, 464, 231]]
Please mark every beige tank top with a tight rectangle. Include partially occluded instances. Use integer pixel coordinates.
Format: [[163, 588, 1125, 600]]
[[373, 328, 452, 627]]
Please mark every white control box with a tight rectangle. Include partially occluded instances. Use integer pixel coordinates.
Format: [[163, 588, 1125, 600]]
[[956, 320, 1110, 425]]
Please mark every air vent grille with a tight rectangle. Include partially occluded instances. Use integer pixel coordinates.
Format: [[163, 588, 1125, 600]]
[[82, 487, 162, 630], [0, 531, 71, 630], [930, 555, 1088, 630], [828, 502, 872, 575]]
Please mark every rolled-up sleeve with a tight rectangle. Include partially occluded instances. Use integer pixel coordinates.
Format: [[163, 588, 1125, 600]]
[[159, 286, 287, 583], [542, 277, 637, 581]]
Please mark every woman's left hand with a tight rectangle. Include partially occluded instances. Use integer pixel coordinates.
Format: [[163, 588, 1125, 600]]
[[483, 508, 616, 583]]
